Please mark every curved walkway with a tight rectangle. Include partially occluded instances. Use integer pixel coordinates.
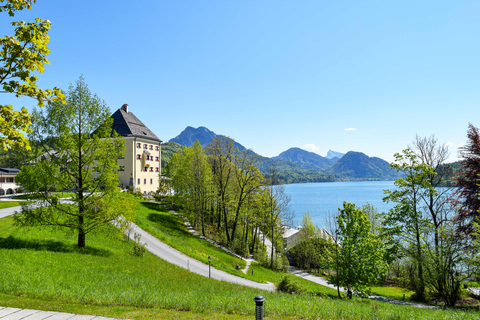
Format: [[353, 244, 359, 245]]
[[289, 267, 441, 309], [0, 205, 274, 292], [127, 222, 274, 291]]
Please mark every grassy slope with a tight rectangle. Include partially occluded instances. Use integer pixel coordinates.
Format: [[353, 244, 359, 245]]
[[134, 201, 246, 276], [0, 206, 478, 319], [0, 202, 24, 209]]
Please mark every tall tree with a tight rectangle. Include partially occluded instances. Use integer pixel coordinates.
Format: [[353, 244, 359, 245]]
[[265, 165, 293, 269], [383, 149, 432, 301], [452, 123, 480, 234], [15, 76, 133, 248], [229, 148, 263, 242], [329, 202, 387, 298], [1, 0, 64, 150], [206, 136, 235, 242]]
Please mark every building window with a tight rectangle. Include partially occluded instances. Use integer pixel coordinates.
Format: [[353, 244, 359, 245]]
[[119, 156, 125, 160], [0, 177, 4, 183], [155, 167, 159, 172], [137, 178, 140, 185], [144, 144, 148, 149], [137, 143, 141, 148], [144, 178, 147, 184], [7, 177, 14, 183], [150, 179, 153, 184], [149, 167, 153, 172], [137, 154, 141, 160], [155, 156, 159, 161], [118, 166, 125, 172], [155, 146, 159, 151], [144, 167, 148, 172], [146, 155, 149, 161], [149, 145, 153, 150]]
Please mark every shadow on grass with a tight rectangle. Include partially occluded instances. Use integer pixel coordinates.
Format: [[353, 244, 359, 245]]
[[146, 213, 189, 236], [140, 202, 169, 213], [0, 236, 111, 256]]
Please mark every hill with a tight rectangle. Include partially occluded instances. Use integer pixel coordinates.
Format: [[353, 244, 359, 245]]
[[161, 141, 184, 168], [272, 147, 338, 171], [327, 151, 400, 180]]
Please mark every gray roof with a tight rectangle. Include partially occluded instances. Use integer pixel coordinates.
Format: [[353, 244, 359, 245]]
[[110, 108, 162, 142], [0, 168, 20, 174]]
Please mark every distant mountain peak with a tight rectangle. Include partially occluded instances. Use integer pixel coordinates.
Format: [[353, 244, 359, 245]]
[[169, 126, 247, 151], [326, 150, 345, 159]]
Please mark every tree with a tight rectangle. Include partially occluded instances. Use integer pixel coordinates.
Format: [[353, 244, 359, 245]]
[[452, 123, 480, 234], [383, 149, 432, 301], [1, 0, 64, 150], [14, 77, 133, 248], [329, 202, 387, 298], [264, 165, 293, 269]]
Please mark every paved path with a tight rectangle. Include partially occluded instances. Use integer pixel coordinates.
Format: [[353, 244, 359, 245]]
[[0, 307, 119, 320], [127, 222, 275, 291], [289, 267, 441, 309]]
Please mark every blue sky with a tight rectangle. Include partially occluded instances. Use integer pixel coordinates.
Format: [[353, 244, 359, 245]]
[[3, 0, 480, 163]]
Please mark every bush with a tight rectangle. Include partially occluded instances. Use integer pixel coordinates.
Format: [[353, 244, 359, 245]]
[[277, 275, 303, 294], [132, 232, 147, 257]]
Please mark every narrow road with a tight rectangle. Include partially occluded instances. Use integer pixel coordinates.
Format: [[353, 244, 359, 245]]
[[127, 223, 275, 291], [289, 267, 441, 309], [0, 205, 274, 292]]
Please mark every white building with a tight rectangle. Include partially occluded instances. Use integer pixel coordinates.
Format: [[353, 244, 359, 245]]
[[0, 168, 20, 195]]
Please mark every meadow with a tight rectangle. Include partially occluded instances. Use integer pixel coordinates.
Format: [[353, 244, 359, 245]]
[[0, 200, 478, 319]]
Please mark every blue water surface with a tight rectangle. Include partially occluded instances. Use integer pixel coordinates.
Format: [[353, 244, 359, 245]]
[[283, 181, 395, 228]]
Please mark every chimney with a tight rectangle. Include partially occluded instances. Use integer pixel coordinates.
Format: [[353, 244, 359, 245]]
[[121, 104, 129, 113]]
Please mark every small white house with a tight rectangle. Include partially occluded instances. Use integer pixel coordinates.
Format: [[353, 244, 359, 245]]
[[0, 168, 20, 195]]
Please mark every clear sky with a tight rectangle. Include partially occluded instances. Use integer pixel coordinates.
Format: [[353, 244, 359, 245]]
[[3, 0, 480, 163]]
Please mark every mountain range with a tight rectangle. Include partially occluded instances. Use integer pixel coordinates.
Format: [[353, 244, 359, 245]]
[[164, 126, 400, 183]]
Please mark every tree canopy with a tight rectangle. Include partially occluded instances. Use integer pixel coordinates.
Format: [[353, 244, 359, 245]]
[[1, 0, 64, 150], [15, 77, 133, 248]]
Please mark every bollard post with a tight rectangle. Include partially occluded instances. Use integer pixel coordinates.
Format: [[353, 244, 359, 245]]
[[253, 295, 265, 320], [208, 256, 211, 278]]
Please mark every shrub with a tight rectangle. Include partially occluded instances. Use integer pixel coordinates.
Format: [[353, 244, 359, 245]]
[[277, 275, 303, 294], [132, 232, 147, 256]]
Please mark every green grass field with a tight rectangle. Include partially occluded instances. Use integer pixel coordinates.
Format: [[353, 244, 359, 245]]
[[0, 201, 24, 209], [134, 201, 247, 276], [0, 201, 479, 319]]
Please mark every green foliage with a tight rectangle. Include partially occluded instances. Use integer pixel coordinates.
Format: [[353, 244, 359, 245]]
[[160, 141, 184, 167], [329, 202, 388, 298], [289, 237, 332, 271], [277, 275, 304, 294], [0, 0, 65, 150], [14, 77, 133, 248], [132, 232, 147, 257]]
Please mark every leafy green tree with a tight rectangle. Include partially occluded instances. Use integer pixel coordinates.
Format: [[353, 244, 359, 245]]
[[329, 202, 387, 298], [383, 149, 432, 301], [1, 0, 64, 150], [14, 77, 133, 248]]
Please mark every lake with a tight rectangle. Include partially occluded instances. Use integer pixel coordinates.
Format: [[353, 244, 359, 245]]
[[283, 180, 395, 228]]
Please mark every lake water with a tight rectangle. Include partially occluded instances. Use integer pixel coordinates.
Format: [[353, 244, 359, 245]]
[[283, 181, 395, 228]]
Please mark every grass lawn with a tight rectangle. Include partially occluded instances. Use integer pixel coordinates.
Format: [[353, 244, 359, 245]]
[[12, 192, 76, 200], [133, 201, 247, 277], [370, 285, 415, 301], [0, 201, 26, 209], [0, 204, 479, 319]]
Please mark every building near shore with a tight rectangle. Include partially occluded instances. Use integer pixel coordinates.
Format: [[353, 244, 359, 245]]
[[0, 168, 20, 195], [109, 104, 162, 194]]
